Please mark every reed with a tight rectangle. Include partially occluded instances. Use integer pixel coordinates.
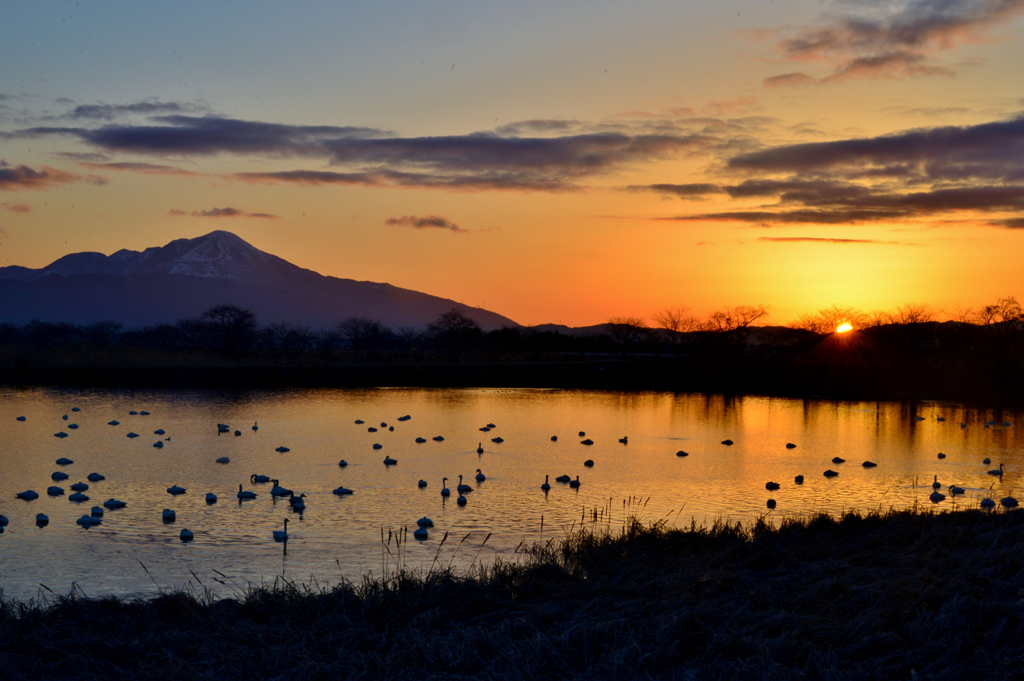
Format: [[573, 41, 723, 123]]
[[3, 507, 1024, 679]]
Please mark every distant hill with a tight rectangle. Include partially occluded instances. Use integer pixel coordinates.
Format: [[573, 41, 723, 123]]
[[0, 231, 519, 330]]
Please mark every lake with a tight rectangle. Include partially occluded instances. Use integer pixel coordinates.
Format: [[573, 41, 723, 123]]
[[1, 386, 1021, 602]]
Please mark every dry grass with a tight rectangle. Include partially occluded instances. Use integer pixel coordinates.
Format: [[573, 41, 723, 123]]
[[3, 508, 1024, 679]]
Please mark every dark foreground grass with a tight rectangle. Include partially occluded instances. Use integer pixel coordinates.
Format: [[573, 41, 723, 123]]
[[4, 509, 1024, 680]]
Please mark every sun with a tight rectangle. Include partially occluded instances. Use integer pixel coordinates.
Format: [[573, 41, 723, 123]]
[[836, 323, 853, 333]]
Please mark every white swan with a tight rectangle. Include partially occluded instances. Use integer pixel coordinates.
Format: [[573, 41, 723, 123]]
[[541, 475, 550, 491], [418, 480, 427, 488], [270, 480, 292, 496], [932, 475, 940, 489], [103, 498, 127, 509], [1002, 496, 1019, 508], [457, 494, 467, 506], [989, 463, 1005, 476], [477, 443, 484, 454], [180, 528, 194, 541], [569, 476, 581, 489], [417, 517, 434, 527], [273, 518, 289, 541], [980, 498, 996, 509], [87, 473, 105, 482], [929, 490, 945, 503], [457, 475, 472, 494], [237, 484, 257, 500], [35, 513, 48, 525], [475, 469, 486, 482], [414, 527, 429, 540], [383, 456, 398, 465], [162, 509, 176, 522], [333, 486, 354, 495], [77, 515, 102, 527], [441, 477, 450, 497], [253, 422, 258, 431], [251, 474, 270, 483], [167, 485, 186, 495], [206, 493, 218, 504], [16, 490, 39, 500], [948, 485, 964, 496]]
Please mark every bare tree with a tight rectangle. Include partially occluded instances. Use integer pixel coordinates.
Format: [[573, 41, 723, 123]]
[[336, 317, 386, 353], [788, 304, 869, 334], [978, 296, 1023, 325], [706, 304, 770, 333], [200, 304, 257, 353], [890, 303, 935, 326], [605, 316, 649, 356], [651, 306, 701, 354], [428, 308, 482, 352]]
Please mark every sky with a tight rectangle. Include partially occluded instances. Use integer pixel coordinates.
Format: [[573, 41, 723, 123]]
[[1, 0, 1023, 327]]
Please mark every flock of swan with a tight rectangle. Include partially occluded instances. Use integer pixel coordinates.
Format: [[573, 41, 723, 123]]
[[2, 409, 1018, 546]]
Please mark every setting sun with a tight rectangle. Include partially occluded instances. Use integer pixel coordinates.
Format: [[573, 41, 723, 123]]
[[836, 323, 853, 334]]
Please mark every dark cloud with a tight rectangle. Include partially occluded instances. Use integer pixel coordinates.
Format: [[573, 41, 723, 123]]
[[663, 209, 909, 225], [54, 151, 110, 163], [991, 218, 1024, 228], [385, 215, 467, 233], [628, 183, 723, 199], [0, 163, 79, 191], [764, 0, 1024, 83], [2, 202, 31, 213], [758, 236, 913, 245], [11, 115, 717, 192], [64, 100, 208, 121], [169, 207, 278, 219], [762, 72, 815, 89], [82, 161, 200, 176]]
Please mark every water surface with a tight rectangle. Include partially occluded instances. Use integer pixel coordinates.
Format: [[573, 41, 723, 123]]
[[1, 387, 1020, 602]]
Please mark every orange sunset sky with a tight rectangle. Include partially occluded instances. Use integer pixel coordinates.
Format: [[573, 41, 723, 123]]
[[1, 1, 1023, 327]]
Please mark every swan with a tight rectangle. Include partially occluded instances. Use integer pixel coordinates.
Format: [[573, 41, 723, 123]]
[[721, 439, 734, 446], [786, 443, 797, 449], [273, 518, 289, 541], [457, 475, 472, 494], [823, 470, 839, 478], [51, 472, 69, 481], [480, 427, 491, 432], [988, 463, 1005, 476], [70, 482, 88, 491], [383, 456, 398, 465], [56, 458, 74, 465], [441, 478, 450, 497], [35, 513, 48, 526], [275, 446, 290, 452], [414, 527, 429, 540], [216, 457, 230, 464], [541, 475, 551, 491], [765, 482, 780, 491], [251, 474, 270, 483], [333, 486, 354, 495], [932, 475, 941, 489], [0, 515, 8, 526], [551, 436, 558, 441], [929, 490, 945, 503], [980, 498, 996, 509], [77, 515, 102, 527], [237, 485, 257, 500], [162, 509, 176, 522], [69, 492, 89, 502], [206, 493, 218, 504], [355, 419, 364, 424], [475, 469, 486, 482], [398, 415, 411, 422], [339, 460, 348, 467], [48, 486, 65, 496], [676, 451, 688, 457], [491, 437, 504, 444], [619, 436, 628, 444], [555, 474, 571, 483], [579, 431, 586, 437], [15, 490, 39, 500], [270, 480, 292, 496], [153, 441, 164, 449], [949, 485, 965, 496], [87, 473, 105, 482], [862, 461, 877, 468], [129, 411, 138, 416], [253, 422, 258, 431], [290, 494, 306, 512], [581, 439, 594, 445], [937, 453, 946, 459], [415, 437, 427, 443], [794, 475, 804, 484], [418, 480, 428, 488], [457, 494, 467, 506], [16, 416, 25, 421], [91, 506, 104, 516], [1002, 496, 1019, 508], [767, 499, 777, 509], [108, 420, 119, 426], [983, 458, 991, 465], [54, 432, 68, 438], [477, 443, 484, 454], [417, 517, 434, 527], [832, 457, 845, 464], [180, 528, 194, 541], [433, 436, 444, 442], [154, 429, 165, 435], [569, 476, 581, 489], [103, 498, 127, 509], [373, 443, 383, 450], [487, 423, 496, 428], [167, 485, 186, 495]]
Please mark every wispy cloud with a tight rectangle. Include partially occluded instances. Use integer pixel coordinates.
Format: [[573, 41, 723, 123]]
[[385, 214, 467, 233], [627, 183, 724, 199], [758, 236, 914, 245], [0, 161, 79, 191], [2, 202, 31, 213], [761, 0, 1024, 84], [168, 207, 278, 219], [81, 161, 201, 177], [63, 99, 211, 121]]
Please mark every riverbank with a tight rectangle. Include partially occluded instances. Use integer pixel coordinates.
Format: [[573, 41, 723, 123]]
[[3, 508, 1024, 679]]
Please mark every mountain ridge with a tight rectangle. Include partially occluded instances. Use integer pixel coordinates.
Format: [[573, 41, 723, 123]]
[[0, 231, 519, 330]]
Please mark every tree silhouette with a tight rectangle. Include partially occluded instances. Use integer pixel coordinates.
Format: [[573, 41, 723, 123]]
[[651, 306, 701, 354], [427, 309, 482, 353], [200, 304, 257, 354], [605, 316, 649, 356]]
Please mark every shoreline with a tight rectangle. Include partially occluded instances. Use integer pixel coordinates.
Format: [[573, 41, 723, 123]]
[[3, 358, 1023, 407], [3, 508, 1024, 679]]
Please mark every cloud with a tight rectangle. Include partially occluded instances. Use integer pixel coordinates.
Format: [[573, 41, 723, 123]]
[[11, 115, 719, 192], [762, 72, 815, 88], [168, 207, 278, 219], [2, 202, 31, 213], [385, 214, 467, 233], [758, 236, 913, 245], [627, 183, 723, 199], [763, 0, 1024, 83], [80, 161, 200, 176], [64, 99, 210, 121], [0, 163, 79, 191], [990, 217, 1024, 228]]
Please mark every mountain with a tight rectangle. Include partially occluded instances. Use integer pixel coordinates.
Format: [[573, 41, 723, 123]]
[[0, 231, 519, 330]]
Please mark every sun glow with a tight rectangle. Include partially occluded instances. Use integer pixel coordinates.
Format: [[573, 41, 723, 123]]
[[836, 323, 854, 334]]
